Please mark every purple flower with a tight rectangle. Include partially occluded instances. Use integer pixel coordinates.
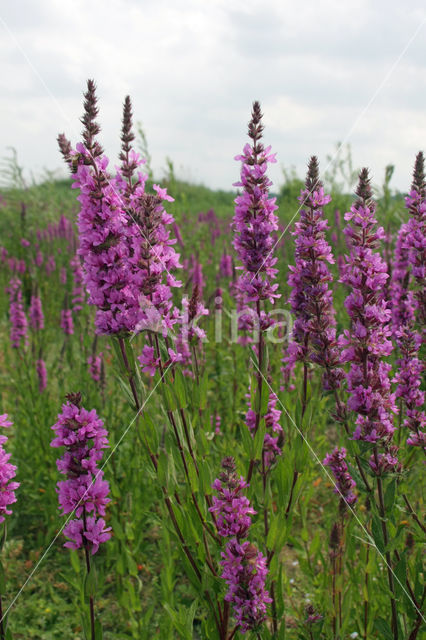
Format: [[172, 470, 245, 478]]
[[210, 458, 256, 539], [221, 540, 271, 633], [63, 516, 112, 555], [51, 394, 111, 554], [70, 255, 85, 312], [88, 353, 103, 382], [58, 81, 182, 337], [219, 250, 233, 279], [137, 345, 160, 377], [339, 169, 396, 448], [29, 295, 44, 331], [6, 278, 28, 349], [323, 447, 357, 505], [287, 157, 343, 391], [391, 154, 425, 449], [232, 102, 280, 313], [60, 309, 74, 335], [211, 458, 271, 632], [36, 359, 47, 393], [0, 414, 19, 523]]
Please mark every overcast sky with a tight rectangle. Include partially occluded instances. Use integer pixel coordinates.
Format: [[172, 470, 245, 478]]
[[1, 0, 425, 194]]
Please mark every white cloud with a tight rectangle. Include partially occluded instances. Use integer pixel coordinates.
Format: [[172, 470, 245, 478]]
[[0, 0, 425, 193]]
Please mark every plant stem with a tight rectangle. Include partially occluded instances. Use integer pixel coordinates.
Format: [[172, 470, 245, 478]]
[[374, 448, 398, 640], [82, 510, 96, 640], [0, 594, 5, 640]]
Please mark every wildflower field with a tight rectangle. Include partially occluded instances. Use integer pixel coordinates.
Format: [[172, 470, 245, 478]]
[[0, 81, 424, 640]]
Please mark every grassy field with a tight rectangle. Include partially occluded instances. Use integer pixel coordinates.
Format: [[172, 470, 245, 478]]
[[0, 145, 424, 640]]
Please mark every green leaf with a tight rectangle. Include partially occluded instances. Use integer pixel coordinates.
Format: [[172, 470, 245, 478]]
[[374, 618, 393, 640], [253, 418, 266, 460], [384, 479, 396, 511], [69, 549, 81, 574], [94, 619, 103, 640], [84, 566, 97, 598], [174, 369, 188, 409], [371, 515, 385, 553], [199, 370, 209, 410]]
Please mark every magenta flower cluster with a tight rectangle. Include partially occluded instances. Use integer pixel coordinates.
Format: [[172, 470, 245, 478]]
[[210, 458, 271, 633], [51, 394, 111, 554], [339, 169, 396, 448], [245, 392, 283, 467], [6, 278, 28, 349], [0, 414, 19, 523], [232, 101, 280, 322], [287, 157, 344, 391], [58, 81, 181, 337], [323, 447, 357, 505], [389, 155, 426, 450]]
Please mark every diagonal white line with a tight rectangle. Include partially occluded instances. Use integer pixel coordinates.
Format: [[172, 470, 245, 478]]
[[0, 12, 179, 290], [1, 359, 174, 623], [247, 16, 426, 286], [250, 357, 426, 622], [0, 15, 78, 135]]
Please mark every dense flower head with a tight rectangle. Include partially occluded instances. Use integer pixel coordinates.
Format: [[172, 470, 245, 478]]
[[390, 153, 426, 449], [232, 102, 280, 309], [369, 446, 402, 475], [323, 447, 357, 505], [88, 353, 103, 382], [245, 392, 283, 467], [70, 255, 85, 312], [63, 516, 111, 555], [29, 295, 44, 331], [221, 539, 271, 633], [402, 152, 426, 324], [36, 359, 47, 393], [210, 457, 255, 539], [339, 169, 396, 445], [51, 395, 111, 554], [6, 277, 28, 349], [0, 414, 19, 523], [58, 80, 182, 336], [60, 309, 74, 335], [287, 157, 343, 390]]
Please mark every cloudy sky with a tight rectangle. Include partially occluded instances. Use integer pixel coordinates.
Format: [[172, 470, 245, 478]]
[[1, 0, 425, 194]]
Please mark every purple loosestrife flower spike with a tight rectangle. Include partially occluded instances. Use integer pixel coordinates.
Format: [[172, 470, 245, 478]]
[[36, 359, 47, 393], [221, 540, 272, 633], [233, 102, 280, 316], [60, 309, 74, 335], [287, 157, 343, 391], [59, 81, 182, 337], [323, 447, 357, 505], [6, 278, 28, 349], [391, 154, 425, 449], [339, 169, 396, 450], [209, 457, 256, 538], [51, 395, 111, 554], [0, 414, 19, 523], [210, 458, 271, 633], [29, 295, 44, 331], [403, 152, 426, 325]]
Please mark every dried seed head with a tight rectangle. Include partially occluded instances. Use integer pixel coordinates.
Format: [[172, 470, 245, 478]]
[[305, 156, 322, 193], [355, 168, 374, 209], [411, 151, 425, 197], [65, 391, 82, 407]]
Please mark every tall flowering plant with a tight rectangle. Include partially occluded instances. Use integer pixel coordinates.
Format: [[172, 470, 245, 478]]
[[210, 458, 271, 636], [287, 157, 344, 398], [391, 153, 425, 450], [51, 393, 111, 639], [58, 80, 181, 339], [0, 414, 19, 640], [339, 169, 400, 637]]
